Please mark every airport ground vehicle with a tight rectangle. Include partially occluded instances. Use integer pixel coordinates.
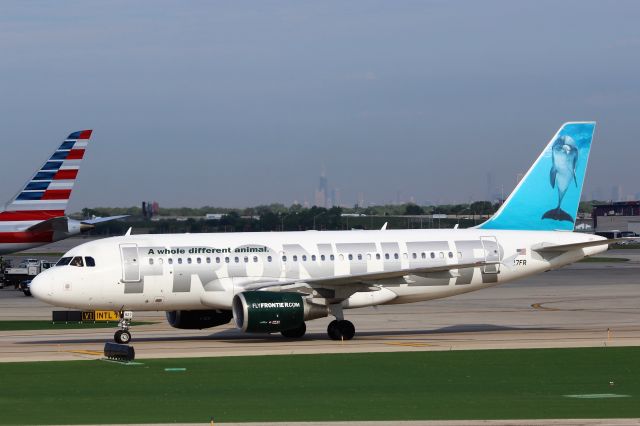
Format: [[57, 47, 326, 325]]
[[32, 122, 622, 344], [1, 259, 56, 289]]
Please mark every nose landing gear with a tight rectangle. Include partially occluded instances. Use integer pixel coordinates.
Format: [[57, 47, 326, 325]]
[[114, 310, 133, 344]]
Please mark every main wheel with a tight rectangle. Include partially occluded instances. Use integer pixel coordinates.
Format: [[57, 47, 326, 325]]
[[337, 320, 355, 340], [327, 320, 341, 340], [114, 330, 131, 344], [281, 322, 306, 338]]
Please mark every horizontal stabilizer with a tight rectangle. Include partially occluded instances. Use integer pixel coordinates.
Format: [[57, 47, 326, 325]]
[[82, 215, 129, 225], [531, 238, 630, 253], [26, 216, 71, 233], [26, 215, 128, 234]]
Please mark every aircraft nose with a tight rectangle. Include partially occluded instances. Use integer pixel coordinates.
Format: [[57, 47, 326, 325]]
[[30, 270, 54, 303]]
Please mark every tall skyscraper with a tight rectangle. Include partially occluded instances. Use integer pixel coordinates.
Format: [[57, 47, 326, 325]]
[[315, 170, 328, 208]]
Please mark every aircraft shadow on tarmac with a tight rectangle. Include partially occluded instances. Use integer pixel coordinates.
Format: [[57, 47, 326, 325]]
[[23, 324, 556, 345]]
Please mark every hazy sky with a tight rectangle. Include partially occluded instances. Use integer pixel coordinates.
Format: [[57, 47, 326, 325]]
[[1, 1, 639, 210]]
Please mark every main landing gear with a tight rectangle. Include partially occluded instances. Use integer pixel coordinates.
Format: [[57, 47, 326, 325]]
[[327, 319, 355, 340], [114, 310, 133, 344]]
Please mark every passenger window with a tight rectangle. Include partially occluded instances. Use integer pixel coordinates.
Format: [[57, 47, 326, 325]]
[[293, 255, 298, 262], [282, 256, 287, 262], [357, 254, 362, 260], [178, 258, 183, 264], [243, 256, 248, 263], [267, 255, 272, 262], [302, 255, 307, 261], [448, 252, 453, 258], [339, 254, 344, 261], [56, 257, 72, 266], [149, 258, 154, 265], [330, 254, 335, 261], [312, 255, 316, 261], [70, 256, 84, 267], [158, 258, 164, 265], [85, 257, 96, 267], [187, 258, 192, 264], [439, 252, 444, 258], [348, 254, 353, 260], [421, 252, 426, 259], [385, 253, 390, 260], [197, 257, 202, 264], [216, 257, 220, 263], [206, 257, 211, 264], [367, 253, 371, 260], [403, 253, 408, 259], [253, 256, 258, 262], [234, 257, 239, 263], [320, 254, 325, 261], [225, 257, 230, 263], [168, 258, 173, 265], [412, 253, 417, 259], [394, 253, 399, 260], [376, 253, 381, 260], [430, 252, 435, 259]]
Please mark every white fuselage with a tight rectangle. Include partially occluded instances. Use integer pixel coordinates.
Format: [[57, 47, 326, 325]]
[[31, 228, 607, 312]]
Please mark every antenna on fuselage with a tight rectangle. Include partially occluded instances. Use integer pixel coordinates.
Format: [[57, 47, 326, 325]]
[[125, 227, 132, 236], [380, 222, 388, 231]]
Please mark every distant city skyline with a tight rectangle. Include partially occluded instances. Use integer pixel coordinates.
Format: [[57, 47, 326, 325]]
[[1, 1, 639, 210]]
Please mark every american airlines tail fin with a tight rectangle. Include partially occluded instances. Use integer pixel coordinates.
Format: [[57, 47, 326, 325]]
[[478, 122, 595, 231], [2, 130, 93, 218]]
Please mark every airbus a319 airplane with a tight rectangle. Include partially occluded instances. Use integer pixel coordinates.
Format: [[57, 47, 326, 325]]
[[32, 122, 615, 344], [0, 130, 124, 255]]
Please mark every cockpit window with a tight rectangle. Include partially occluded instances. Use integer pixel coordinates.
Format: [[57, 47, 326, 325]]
[[70, 256, 84, 267], [85, 257, 96, 267], [56, 257, 72, 266]]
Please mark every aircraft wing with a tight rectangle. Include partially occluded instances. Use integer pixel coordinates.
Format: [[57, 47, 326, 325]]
[[531, 238, 631, 253], [242, 259, 498, 292], [26, 215, 128, 233]]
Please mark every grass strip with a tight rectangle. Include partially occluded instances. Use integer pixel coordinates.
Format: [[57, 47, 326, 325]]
[[0, 347, 638, 424]]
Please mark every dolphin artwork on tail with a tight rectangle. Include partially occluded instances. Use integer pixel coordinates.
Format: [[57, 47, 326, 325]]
[[478, 122, 594, 232], [542, 135, 578, 222]]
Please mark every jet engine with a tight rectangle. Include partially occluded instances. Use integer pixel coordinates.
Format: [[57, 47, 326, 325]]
[[166, 309, 233, 329], [232, 291, 327, 333]]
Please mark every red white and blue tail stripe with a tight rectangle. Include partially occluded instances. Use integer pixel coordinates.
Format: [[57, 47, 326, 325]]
[[4, 130, 92, 218]]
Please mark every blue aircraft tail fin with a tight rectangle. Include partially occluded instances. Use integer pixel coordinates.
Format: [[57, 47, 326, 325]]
[[477, 122, 595, 231]]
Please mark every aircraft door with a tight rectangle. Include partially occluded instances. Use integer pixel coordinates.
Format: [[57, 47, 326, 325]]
[[120, 243, 141, 282], [480, 236, 501, 274]]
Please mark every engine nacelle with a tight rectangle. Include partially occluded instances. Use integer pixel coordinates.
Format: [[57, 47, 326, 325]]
[[166, 309, 233, 329], [232, 291, 327, 333]]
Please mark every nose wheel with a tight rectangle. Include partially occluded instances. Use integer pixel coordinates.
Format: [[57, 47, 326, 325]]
[[327, 319, 355, 340], [114, 329, 131, 344], [114, 310, 133, 344]]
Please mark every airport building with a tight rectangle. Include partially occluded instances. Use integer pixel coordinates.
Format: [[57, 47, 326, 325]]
[[592, 201, 640, 234]]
